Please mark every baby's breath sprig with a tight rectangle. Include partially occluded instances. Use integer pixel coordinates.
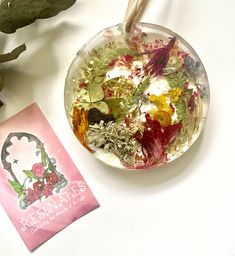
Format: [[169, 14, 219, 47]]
[[87, 121, 142, 167]]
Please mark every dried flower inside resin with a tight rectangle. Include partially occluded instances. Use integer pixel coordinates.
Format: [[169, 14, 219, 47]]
[[65, 23, 209, 169], [87, 121, 142, 167], [72, 107, 90, 150], [143, 37, 176, 77]]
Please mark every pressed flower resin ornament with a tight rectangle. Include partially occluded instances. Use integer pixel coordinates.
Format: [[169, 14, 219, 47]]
[[64, 0, 209, 170]]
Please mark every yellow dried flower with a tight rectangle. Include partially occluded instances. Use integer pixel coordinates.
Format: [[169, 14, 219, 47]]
[[149, 94, 173, 114], [149, 94, 159, 103], [150, 94, 167, 108], [72, 107, 91, 151], [150, 109, 172, 127], [169, 88, 182, 103]]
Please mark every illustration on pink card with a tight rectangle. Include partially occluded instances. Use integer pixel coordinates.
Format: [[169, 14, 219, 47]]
[[2, 132, 68, 209], [0, 103, 99, 251]]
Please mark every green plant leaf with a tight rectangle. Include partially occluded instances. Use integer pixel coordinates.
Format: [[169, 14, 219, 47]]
[[88, 84, 104, 103], [41, 148, 47, 167], [166, 70, 187, 88], [104, 97, 133, 120], [0, 44, 26, 63], [0, 0, 76, 34], [8, 180, 24, 197], [134, 77, 150, 96], [9, 180, 21, 189], [79, 41, 138, 89], [163, 57, 187, 89], [104, 98, 123, 119], [23, 170, 35, 178]]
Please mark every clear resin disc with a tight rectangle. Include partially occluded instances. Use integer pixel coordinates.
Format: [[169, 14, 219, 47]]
[[64, 23, 209, 170]]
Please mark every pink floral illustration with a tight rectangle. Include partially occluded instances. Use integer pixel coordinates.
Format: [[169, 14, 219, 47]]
[[33, 181, 44, 193], [5, 133, 68, 209], [25, 188, 40, 204], [46, 172, 59, 185], [42, 183, 54, 198], [32, 163, 45, 178]]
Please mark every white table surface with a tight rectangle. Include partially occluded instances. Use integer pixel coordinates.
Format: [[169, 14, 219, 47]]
[[0, 0, 235, 255]]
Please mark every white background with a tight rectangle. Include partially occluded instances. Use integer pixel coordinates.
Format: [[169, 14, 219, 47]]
[[0, 0, 235, 255]]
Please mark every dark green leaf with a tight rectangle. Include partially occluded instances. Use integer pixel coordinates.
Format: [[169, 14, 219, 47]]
[[0, 0, 76, 34], [23, 170, 35, 178], [0, 44, 26, 63]]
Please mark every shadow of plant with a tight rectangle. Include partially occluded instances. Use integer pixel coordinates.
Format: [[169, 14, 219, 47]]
[[0, 21, 79, 121]]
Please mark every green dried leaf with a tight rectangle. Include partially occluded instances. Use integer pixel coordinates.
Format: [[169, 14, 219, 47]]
[[134, 77, 150, 96], [88, 84, 104, 102], [75, 101, 109, 114], [175, 99, 187, 121], [0, 0, 76, 34], [163, 57, 187, 88], [103, 77, 135, 98], [166, 70, 187, 88], [174, 90, 193, 124], [0, 44, 26, 63], [104, 98, 123, 119], [172, 89, 194, 147], [80, 41, 138, 88]]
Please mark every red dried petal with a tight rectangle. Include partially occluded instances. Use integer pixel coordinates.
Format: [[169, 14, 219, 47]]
[[143, 37, 176, 77], [123, 55, 133, 63], [135, 114, 182, 167], [135, 114, 165, 166], [188, 92, 198, 112], [79, 81, 87, 89], [109, 58, 118, 67], [164, 122, 182, 146]]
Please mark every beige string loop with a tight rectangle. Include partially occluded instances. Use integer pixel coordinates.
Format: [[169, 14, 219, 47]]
[[123, 0, 148, 33]]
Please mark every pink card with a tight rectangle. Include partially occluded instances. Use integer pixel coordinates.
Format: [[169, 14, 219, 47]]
[[0, 103, 99, 251]]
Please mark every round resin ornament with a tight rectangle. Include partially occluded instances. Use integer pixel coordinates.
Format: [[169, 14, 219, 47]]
[[64, 23, 209, 170]]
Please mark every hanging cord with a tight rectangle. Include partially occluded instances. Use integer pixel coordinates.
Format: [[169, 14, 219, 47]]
[[123, 0, 148, 33]]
